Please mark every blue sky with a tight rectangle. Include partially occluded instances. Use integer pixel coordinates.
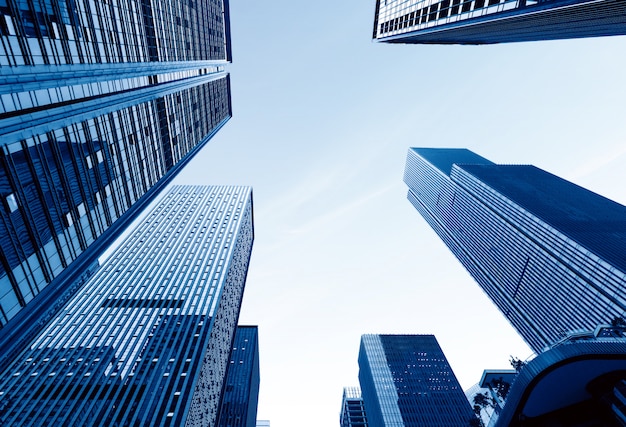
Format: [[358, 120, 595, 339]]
[[170, 1, 626, 425]]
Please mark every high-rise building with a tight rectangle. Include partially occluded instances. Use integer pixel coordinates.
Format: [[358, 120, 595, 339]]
[[217, 325, 261, 427], [0, 185, 254, 426], [357, 334, 475, 426], [0, 0, 232, 343], [404, 148, 626, 352], [340, 387, 369, 427], [373, 0, 626, 44]]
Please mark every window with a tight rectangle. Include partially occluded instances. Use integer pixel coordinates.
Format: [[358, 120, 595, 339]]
[[5, 193, 18, 212]]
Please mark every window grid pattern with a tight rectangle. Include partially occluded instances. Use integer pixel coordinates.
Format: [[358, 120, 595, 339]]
[[0, 76, 231, 328], [374, 0, 521, 38], [0, 0, 229, 67], [358, 334, 474, 427], [0, 185, 254, 426], [216, 326, 260, 427], [373, 0, 626, 43], [340, 387, 369, 427], [404, 148, 626, 353]]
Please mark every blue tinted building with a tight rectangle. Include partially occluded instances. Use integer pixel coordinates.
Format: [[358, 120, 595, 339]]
[[0, 185, 254, 426], [373, 0, 626, 44], [404, 148, 626, 352], [0, 0, 232, 354], [340, 387, 369, 427], [217, 325, 260, 427], [358, 334, 474, 427]]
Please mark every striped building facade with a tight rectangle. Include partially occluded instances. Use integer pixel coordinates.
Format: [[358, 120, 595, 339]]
[[217, 325, 260, 427], [0, 0, 232, 338], [373, 0, 626, 44], [340, 387, 369, 427], [358, 334, 474, 427], [0, 185, 254, 426], [404, 148, 626, 352]]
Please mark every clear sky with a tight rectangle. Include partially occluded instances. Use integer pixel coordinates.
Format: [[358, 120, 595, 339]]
[[126, 2, 626, 426]]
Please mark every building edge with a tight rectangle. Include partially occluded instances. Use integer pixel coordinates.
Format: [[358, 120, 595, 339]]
[[0, 114, 232, 373]]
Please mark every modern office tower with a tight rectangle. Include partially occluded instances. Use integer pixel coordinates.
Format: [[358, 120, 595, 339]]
[[0, 185, 254, 426], [0, 0, 232, 347], [358, 334, 475, 427], [404, 148, 626, 352], [217, 325, 261, 427], [340, 387, 369, 427], [373, 0, 626, 44]]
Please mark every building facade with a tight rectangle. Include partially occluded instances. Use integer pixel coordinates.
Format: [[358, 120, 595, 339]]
[[358, 334, 475, 426], [373, 0, 626, 44], [0, 0, 232, 346], [340, 387, 369, 427], [404, 148, 626, 352], [217, 325, 260, 427], [0, 185, 254, 426]]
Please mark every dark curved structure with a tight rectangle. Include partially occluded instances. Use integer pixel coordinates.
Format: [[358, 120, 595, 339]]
[[496, 337, 626, 426]]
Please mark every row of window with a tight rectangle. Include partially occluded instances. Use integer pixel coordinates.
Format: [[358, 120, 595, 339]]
[[0, 76, 231, 327], [379, 0, 514, 35], [0, 187, 253, 426], [0, 0, 228, 66]]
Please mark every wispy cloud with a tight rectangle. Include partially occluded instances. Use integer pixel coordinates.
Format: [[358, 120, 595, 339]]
[[568, 143, 626, 180]]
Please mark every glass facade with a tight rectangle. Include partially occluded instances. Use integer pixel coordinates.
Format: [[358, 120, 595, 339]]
[[340, 387, 369, 427], [358, 334, 474, 427], [217, 325, 260, 427], [0, 0, 232, 345], [0, 185, 254, 426], [373, 0, 626, 44], [404, 148, 626, 352]]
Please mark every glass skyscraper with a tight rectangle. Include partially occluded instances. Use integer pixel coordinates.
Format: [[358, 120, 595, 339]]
[[0, 185, 254, 426], [357, 334, 474, 427], [0, 0, 232, 342], [340, 387, 369, 427], [373, 0, 626, 44], [404, 148, 626, 352], [217, 325, 261, 427]]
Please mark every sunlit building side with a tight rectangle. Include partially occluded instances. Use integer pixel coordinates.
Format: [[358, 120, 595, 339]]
[[0, 185, 254, 426], [0, 0, 232, 358]]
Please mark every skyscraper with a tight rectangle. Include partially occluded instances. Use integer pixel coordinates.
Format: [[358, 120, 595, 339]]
[[340, 387, 369, 427], [357, 334, 475, 427], [404, 148, 626, 352], [373, 0, 626, 44], [0, 185, 254, 426], [0, 0, 232, 339], [217, 325, 261, 427]]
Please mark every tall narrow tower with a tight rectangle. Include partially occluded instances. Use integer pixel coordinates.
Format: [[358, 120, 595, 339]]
[[0, 185, 254, 426], [404, 148, 626, 351], [217, 325, 261, 427]]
